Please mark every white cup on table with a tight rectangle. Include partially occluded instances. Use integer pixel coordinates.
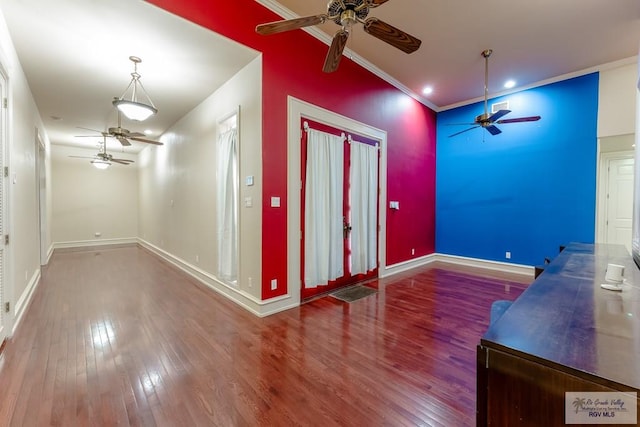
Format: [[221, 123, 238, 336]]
[[605, 263, 624, 283]]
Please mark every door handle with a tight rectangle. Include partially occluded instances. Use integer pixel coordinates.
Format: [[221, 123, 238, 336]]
[[343, 219, 352, 239]]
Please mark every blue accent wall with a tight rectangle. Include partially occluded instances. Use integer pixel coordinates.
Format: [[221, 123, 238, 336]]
[[436, 73, 599, 266]]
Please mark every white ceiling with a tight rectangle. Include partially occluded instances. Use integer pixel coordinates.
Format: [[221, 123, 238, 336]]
[[0, 0, 259, 153], [0, 0, 638, 154], [265, 0, 640, 109]]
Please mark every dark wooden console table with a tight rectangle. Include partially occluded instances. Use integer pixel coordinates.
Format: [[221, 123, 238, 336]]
[[477, 243, 640, 426]]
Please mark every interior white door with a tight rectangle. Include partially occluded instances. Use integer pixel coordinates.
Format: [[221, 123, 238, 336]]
[[605, 157, 634, 253], [37, 132, 47, 265]]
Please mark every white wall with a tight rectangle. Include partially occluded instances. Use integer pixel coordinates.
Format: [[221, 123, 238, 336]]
[[598, 62, 638, 138], [138, 56, 264, 313], [51, 145, 138, 247], [0, 9, 52, 332]]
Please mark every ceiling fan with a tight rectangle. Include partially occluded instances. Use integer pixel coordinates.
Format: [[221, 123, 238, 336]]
[[76, 108, 163, 147], [448, 49, 541, 138], [255, 0, 421, 73], [69, 136, 135, 167]]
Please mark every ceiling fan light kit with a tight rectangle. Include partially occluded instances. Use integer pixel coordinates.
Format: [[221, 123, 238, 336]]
[[112, 56, 157, 121], [91, 159, 111, 170], [256, 0, 421, 73]]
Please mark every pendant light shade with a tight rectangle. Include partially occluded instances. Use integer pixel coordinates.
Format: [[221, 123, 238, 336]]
[[112, 56, 157, 121]]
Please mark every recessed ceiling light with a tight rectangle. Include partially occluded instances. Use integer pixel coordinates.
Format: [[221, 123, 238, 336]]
[[422, 86, 433, 95], [504, 80, 516, 89]]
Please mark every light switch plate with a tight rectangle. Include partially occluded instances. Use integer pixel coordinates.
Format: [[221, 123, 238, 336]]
[[271, 197, 281, 208]]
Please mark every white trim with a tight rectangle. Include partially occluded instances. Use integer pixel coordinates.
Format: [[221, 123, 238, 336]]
[[254, 0, 437, 111], [12, 268, 40, 336], [380, 253, 437, 277], [137, 238, 298, 317], [287, 96, 387, 304], [381, 252, 534, 278], [254, 0, 635, 113], [439, 57, 638, 111], [45, 243, 54, 264], [53, 237, 138, 250], [433, 253, 534, 277], [595, 149, 635, 245]]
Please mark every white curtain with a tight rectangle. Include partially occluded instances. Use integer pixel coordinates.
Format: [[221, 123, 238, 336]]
[[216, 128, 238, 283], [304, 129, 344, 288], [349, 141, 378, 275]]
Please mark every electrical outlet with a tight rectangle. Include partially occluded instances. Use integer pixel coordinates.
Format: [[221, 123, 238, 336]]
[[195, 255, 199, 263], [270, 279, 277, 290], [411, 248, 415, 256], [505, 251, 511, 259], [248, 277, 253, 288], [94, 232, 101, 238]]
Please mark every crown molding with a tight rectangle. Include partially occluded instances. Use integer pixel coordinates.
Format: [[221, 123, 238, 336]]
[[254, 0, 438, 111], [439, 56, 638, 112]]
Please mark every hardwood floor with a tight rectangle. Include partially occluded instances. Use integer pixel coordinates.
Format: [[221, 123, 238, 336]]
[[0, 246, 530, 426]]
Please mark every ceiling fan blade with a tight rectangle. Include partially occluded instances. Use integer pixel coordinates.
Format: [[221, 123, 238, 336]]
[[76, 126, 104, 134], [445, 122, 478, 126], [126, 131, 145, 137], [488, 109, 511, 122], [449, 126, 480, 138], [111, 159, 133, 165], [367, 0, 391, 7], [497, 115, 541, 124], [485, 125, 502, 135], [256, 14, 327, 35], [363, 18, 421, 54], [129, 136, 164, 146], [68, 155, 97, 160], [323, 30, 350, 73], [111, 157, 134, 163], [115, 136, 132, 146]]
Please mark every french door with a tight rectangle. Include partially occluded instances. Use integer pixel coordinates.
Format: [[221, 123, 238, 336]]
[[300, 119, 379, 300]]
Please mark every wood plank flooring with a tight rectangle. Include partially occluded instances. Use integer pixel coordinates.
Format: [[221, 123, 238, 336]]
[[0, 246, 530, 426]]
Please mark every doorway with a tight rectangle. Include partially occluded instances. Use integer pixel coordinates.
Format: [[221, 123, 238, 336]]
[[36, 129, 47, 265], [300, 119, 380, 300], [0, 68, 7, 345], [287, 97, 388, 306], [597, 148, 634, 253]]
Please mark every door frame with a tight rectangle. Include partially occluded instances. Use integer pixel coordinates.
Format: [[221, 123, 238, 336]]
[[0, 64, 8, 342], [35, 128, 48, 266], [596, 148, 634, 245], [287, 96, 387, 305]]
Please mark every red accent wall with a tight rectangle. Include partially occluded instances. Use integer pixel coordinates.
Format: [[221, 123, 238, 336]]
[[145, 0, 436, 299]]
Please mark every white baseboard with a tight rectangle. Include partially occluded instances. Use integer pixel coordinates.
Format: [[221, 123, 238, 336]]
[[137, 239, 299, 317], [382, 252, 534, 279], [380, 253, 438, 278], [432, 253, 534, 277], [13, 268, 41, 335], [53, 237, 138, 251], [45, 244, 54, 264]]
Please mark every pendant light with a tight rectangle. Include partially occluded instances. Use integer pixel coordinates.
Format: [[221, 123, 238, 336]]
[[112, 56, 157, 121]]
